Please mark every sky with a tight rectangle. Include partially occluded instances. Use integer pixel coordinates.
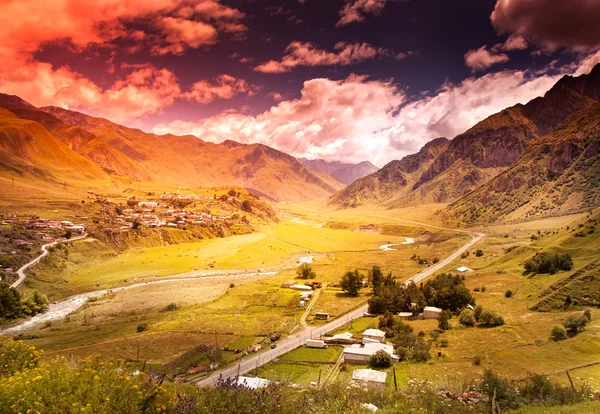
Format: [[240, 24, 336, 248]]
[[1, 0, 600, 167]]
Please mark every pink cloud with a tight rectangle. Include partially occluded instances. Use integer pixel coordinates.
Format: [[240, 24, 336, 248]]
[[464, 46, 509, 72], [337, 0, 389, 27], [254, 41, 406, 73], [152, 16, 218, 55], [184, 75, 260, 104]]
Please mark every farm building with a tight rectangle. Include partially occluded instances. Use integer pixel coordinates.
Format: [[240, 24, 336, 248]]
[[456, 266, 470, 272], [343, 343, 398, 364], [423, 306, 442, 319], [315, 312, 330, 320], [398, 312, 413, 319], [362, 328, 386, 343], [352, 369, 387, 388], [326, 332, 355, 345], [306, 339, 327, 349], [138, 202, 158, 208], [290, 284, 312, 292], [235, 376, 271, 390]]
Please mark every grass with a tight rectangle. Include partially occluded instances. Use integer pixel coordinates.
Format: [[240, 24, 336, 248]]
[[259, 346, 344, 385], [507, 401, 600, 413]]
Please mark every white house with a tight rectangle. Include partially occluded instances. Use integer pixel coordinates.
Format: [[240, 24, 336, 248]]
[[362, 328, 386, 343], [456, 266, 470, 273], [290, 284, 312, 292], [138, 202, 158, 208], [343, 343, 398, 364], [423, 306, 442, 319], [352, 369, 387, 388], [235, 376, 271, 390]]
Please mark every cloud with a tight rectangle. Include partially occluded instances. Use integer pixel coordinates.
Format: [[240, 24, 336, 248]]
[[152, 16, 218, 55], [464, 36, 528, 72], [337, 0, 389, 27], [254, 41, 406, 73], [491, 0, 600, 51], [0, 63, 181, 124], [184, 75, 260, 104], [268, 92, 284, 101], [153, 56, 598, 165]]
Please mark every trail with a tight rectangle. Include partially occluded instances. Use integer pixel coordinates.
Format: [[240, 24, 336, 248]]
[[10, 233, 88, 289]]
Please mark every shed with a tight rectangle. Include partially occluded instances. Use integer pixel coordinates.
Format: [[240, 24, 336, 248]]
[[362, 328, 386, 343], [235, 376, 271, 390], [343, 343, 398, 364], [456, 266, 469, 272], [290, 284, 312, 292], [352, 369, 387, 388], [423, 306, 442, 319], [315, 312, 329, 320]]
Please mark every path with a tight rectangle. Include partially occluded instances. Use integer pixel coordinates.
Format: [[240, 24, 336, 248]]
[[10, 234, 88, 289], [195, 223, 485, 387], [0, 270, 277, 336], [300, 288, 321, 329]]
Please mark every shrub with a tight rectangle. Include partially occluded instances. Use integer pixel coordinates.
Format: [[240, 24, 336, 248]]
[[524, 252, 573, 274], [296, 263, 316, 279], [438, 310, 451, 330], [411, 337, 431, 362], [481, 370, 520, 411], [459, 309, 476, 327], [473, 305, 483, 322], [475, 249, 484, 257], [563, 314, 589, 334], [584, 310, 592, 321], [473, 354, 484, 366], [505, 290, 513, 298], [479, 310, 504, 327], [0, 337, 42, 378], [229, 283, 235, 289], [480, 286, 486, 293], [136, 323, 148, 332], [550, 325, 568, 341], [161, 303, 180, 312], [439, 338, 449, 348], [369, 350, 392, 368], [241, 200, 252, 212], [395, 346, 409, 361]]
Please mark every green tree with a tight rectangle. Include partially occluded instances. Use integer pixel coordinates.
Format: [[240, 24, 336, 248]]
[[459, 309, 476, 327], [563, 314, 589, 334], [0, 282, 23, 320], [479, 310, 504, 327], [340, 269, 364, 297], [371, 265, 383, 294], [438, 310, 451, 330], [369, 350, 392, 368], [550, 325, 567, 341], [296, 263, 316, 279], [411, 337, 431, 362], [475, 249, 484, 257]]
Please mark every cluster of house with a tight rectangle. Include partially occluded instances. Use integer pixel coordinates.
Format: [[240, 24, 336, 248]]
[[25, 218, 86, 235], [281, 281, 323, 308], [113, 201, 234, 230], [398, 306, 443, 320]]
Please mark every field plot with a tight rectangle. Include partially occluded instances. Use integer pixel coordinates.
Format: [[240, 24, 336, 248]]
[[259, 346, 344, 385]]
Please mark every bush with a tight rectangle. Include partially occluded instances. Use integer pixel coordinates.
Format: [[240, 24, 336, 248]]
[[438, 310, 451, 330], [369, 350, 392, 368], [473, 305, 483, 322], [0, 337, 42, 378], [241, 200, 252, 212], [550, 325, 568, 341], [296, 263, 316, 279], [473, 354, 484, 366], [459, 309, 476, 327], [481, 370, 520, 411], [161, 303, 180, 312], [136, 323, 148, 332], [505, 290, 513, 298], [411, 337, 431, 362], [584, 310, 592, 321], [479, 310, 504, 327], [395, 346, 410, 361], [475, 249, 484, 257], [439, 338, 448, 348], [524, 252, 573, 274], [563, 314, 589, 334]]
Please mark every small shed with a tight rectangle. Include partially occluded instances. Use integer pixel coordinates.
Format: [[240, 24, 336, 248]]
[[456, 266, 469, 273], [423, 306, 442, 319], [362, 328, 386, 343], [315, 312, 330, 320], [352, 369, 387, 388]]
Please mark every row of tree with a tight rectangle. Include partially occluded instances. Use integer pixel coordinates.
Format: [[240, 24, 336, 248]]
[[0, 282, 48, 321]]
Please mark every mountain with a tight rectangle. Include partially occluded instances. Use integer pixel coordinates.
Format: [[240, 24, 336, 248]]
[[0, 94, 343, 202], [298, 158, 379, 185], [330, 64, 600, 221], [329, 138, 449, 208]]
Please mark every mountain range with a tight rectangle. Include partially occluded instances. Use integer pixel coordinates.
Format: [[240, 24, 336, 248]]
[[298, 158, 379, 185], [330, 64, 600, 224], [0, 95, 343, 202]]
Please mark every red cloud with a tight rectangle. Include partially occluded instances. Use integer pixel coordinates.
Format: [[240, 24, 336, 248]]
[[337, 0, 389, 27], [152, 17, 218, 55]]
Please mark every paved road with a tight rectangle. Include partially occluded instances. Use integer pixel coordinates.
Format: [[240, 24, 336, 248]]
[[10, 234, 88, 289], [195, 226, 485, 387]]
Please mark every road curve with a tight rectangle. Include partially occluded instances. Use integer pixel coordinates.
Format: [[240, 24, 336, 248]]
[[10, 234, 88, 289], [195, 225, 485, 387]]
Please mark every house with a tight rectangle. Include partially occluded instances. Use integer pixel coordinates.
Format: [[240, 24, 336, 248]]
[[362, 329, 386, 343], [299, 300, 306, 308], [249, 344, 262, 352], [326, 332, 355, 345], [423, 306, 442, 319], [352, 369, 387, 388], [234, 376, 271, 390], [456, 266, 470, 273], [343, 343, 398, 364], [398, 312, 413, 319], [13, 240, 33, 247], [315, 312, 329, 320], [290, 284, 312, 292]]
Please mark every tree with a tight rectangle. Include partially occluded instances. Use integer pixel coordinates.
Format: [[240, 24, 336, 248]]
[[340, 269, 364, 297], [438, 310, 451, 330], [475, 249, 484, 257], [479, 310, 504, 327], [0, 282, 23, 320], [459, 309, 476, 327], [563, 314, 589, 334], [296, 263, 316, 279], [524, 252, 573, 274], [63, 230, 73, 240], [411, 337, 431, 362], [505, 290, 513, 298], [241, 200, 252, 212], [371, 266, 383, 294], [369, 350, 392, 368], [368, 295, 387, 315], [550, 325, 567, 341]]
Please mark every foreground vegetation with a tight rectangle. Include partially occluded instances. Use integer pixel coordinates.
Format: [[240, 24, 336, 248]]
[[0, 337, 598, 414]]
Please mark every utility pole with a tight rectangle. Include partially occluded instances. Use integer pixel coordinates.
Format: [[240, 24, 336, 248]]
[[137, 340, 140, 362], [393, 366, 398, 391], [317, 369, 322, 389]]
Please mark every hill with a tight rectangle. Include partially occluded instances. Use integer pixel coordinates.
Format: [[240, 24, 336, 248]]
[[330, 64, 600, 221], [0, 94, 342, 202], [298, 158, 379, 185]]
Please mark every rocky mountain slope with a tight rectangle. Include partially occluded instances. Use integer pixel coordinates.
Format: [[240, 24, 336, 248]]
[[0, 94, 343, 202], [330, 64, 600, 222], [299, 158, 379, 185]]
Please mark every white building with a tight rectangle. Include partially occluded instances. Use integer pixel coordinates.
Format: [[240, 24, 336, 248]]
[[456, 266, 469, 272], [343, 343, 398, 364], [138, 202, 158, 208], [352, 369, 387, 388], [423, 306, 442, 319], [362, 328, 386, 343], [235, 376, 271, 390]]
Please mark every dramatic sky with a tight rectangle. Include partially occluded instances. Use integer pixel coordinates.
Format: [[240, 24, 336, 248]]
[[2, 0, 600, 166]]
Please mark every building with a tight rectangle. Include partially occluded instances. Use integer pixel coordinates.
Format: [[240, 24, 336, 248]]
[[325, 332, 355, 345], [456, 266, 469, 272], [362, 328, 386, 343], [290, 284, 312, 292], [234, 376, 271, 390], [138, 202, 158, 208], [315, 312, 329, 320], [281, 281, 296, 288], [352, 369, 387, 388], [423, 306, 442, 319], [398, 312, 413, 319], [306, 339, 327, 349], [343, 343, 398, 364]]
